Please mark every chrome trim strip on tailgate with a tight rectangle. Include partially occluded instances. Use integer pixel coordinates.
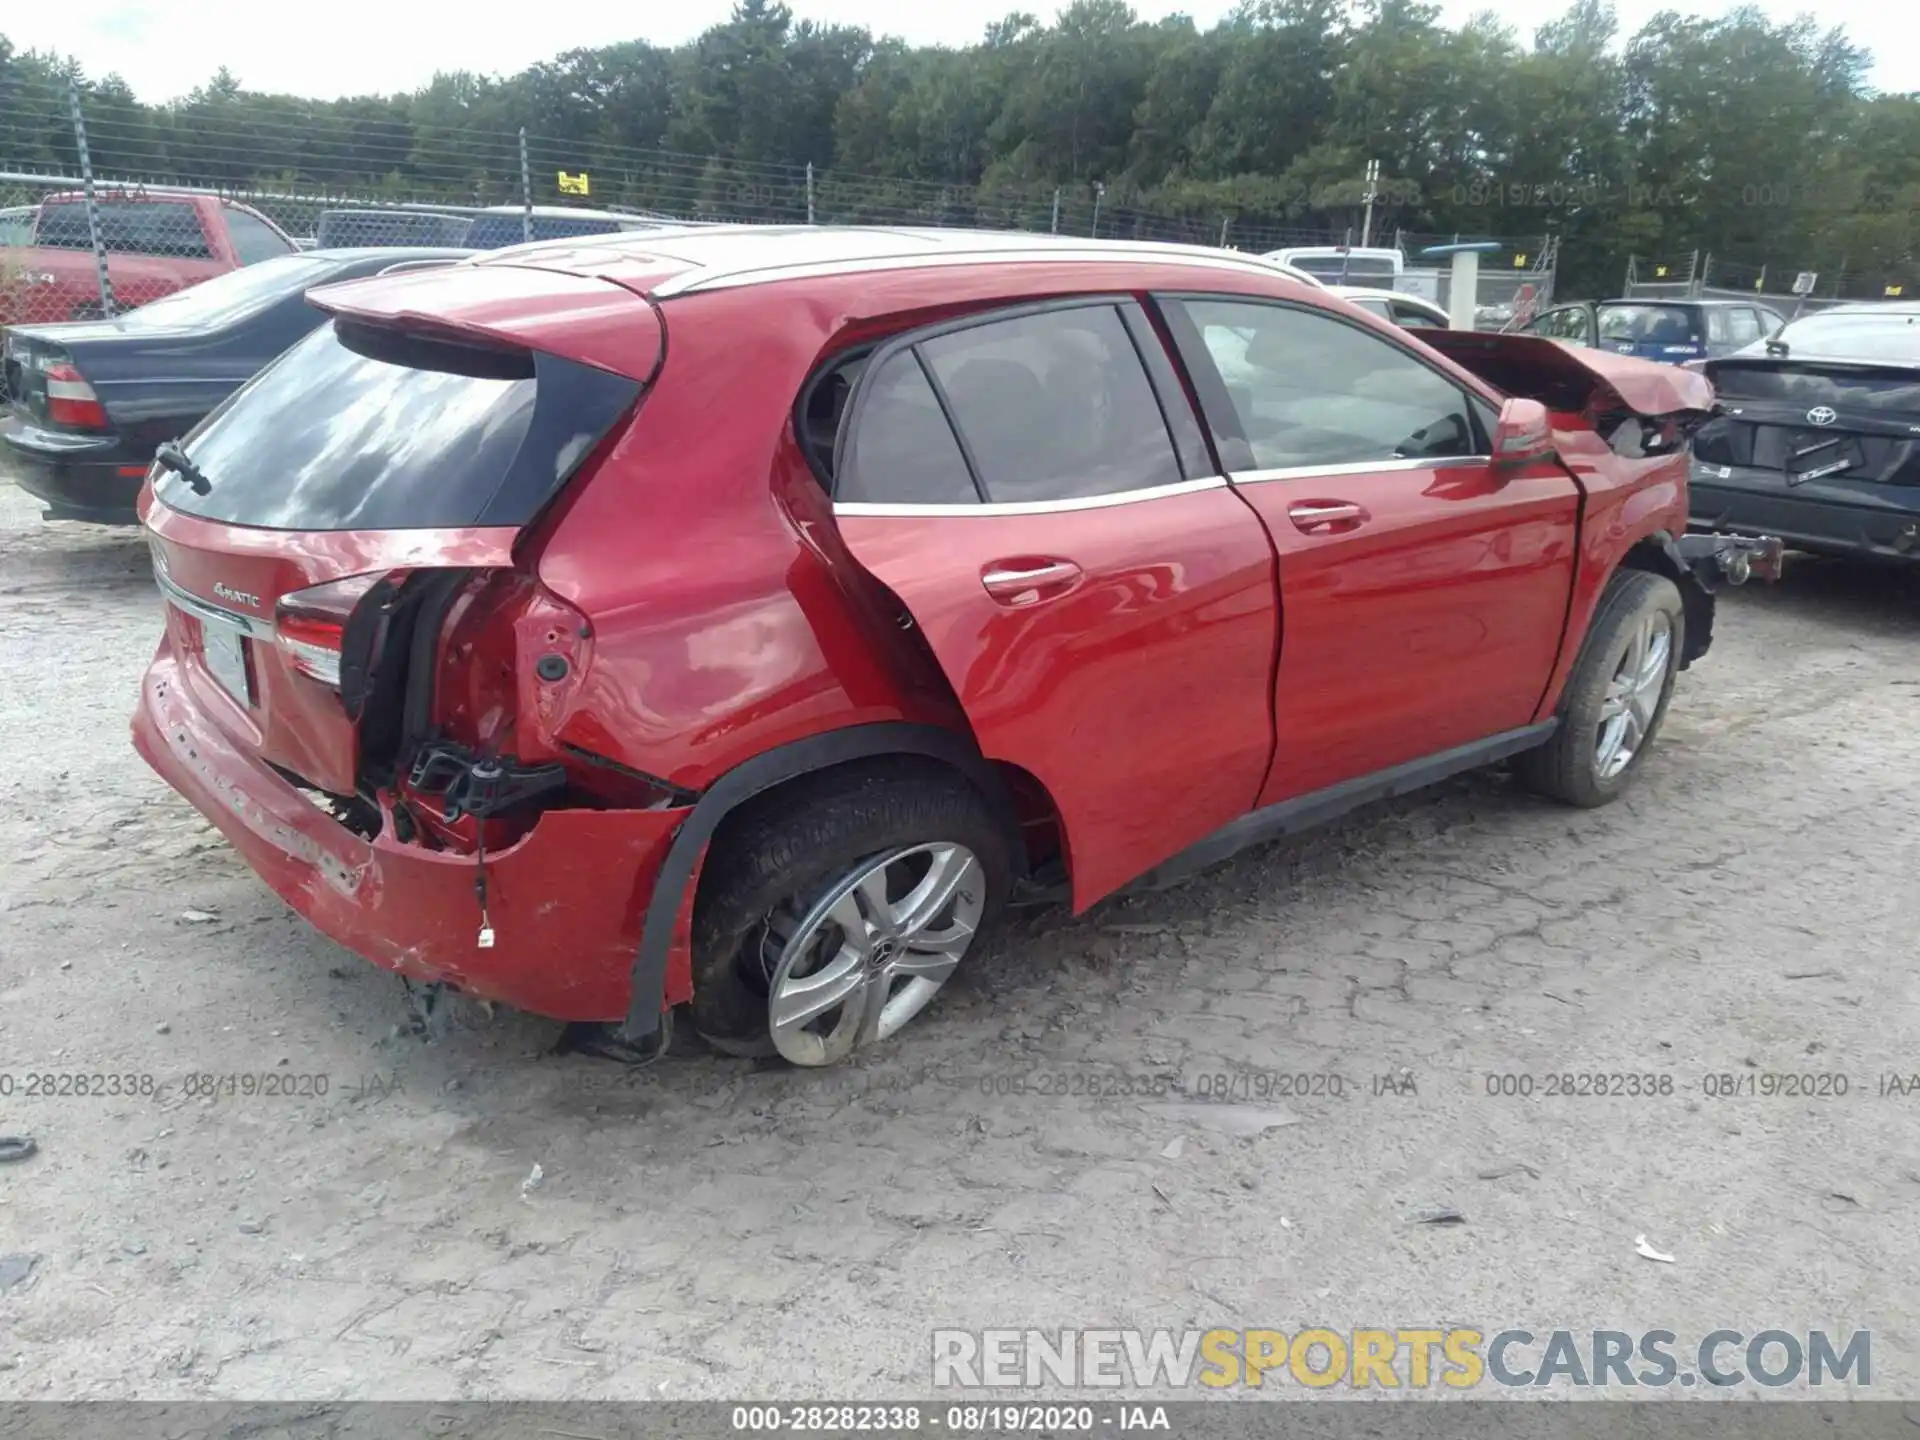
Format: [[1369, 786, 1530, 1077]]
[[152, 564, 276, 639]]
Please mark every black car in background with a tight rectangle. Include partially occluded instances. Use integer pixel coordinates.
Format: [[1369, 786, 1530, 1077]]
[[3, 246, 473, 523], [1524, 298, 1788, 363], [314, 209, 469, 248], [1690, 302, 1920, 561]]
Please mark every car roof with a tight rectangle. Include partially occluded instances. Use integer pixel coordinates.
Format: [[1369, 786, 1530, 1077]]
[[474, 224, 1325, 298], [1325, 285, 1440, 307], [302, 246, 476, 263], [1788, 300, 1920, 318]]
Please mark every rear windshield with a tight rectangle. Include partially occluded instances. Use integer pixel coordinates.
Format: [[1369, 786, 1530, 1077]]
[[1711, 362, 1920, 413], [107, 254, 337, 329], [1597, 303, 1699, 344], [35, 201, 211, 259], [317, 211, 470, 248], [157, 320, 641, 530], [463, 214, 622, 249], [1290, 256, 1398, 285]]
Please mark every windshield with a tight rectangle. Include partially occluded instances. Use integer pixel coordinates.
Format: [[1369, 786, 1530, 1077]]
[[0, 208, 33, 247], [464, 213, 623, 248], [1597, 303, 1699, 344], [1765, 310, 1920, 363], [106, 254, 339, 329], [317, 211, 470, 247]]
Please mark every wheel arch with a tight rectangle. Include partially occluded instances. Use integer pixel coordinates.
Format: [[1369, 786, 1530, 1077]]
[[619, 721, 1034, 1044], [1617, 530, 1712, 667]]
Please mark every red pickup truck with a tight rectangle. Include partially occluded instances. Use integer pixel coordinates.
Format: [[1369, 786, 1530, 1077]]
[[0, 192, 297, 327]]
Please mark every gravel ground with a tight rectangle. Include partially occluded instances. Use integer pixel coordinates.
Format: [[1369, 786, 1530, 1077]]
[[1, 472, 1916, 1402]]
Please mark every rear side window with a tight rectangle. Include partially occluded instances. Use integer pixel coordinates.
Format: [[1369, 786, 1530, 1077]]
[[35, 201, 211, 259], [918, 305, 1184, 503], [838, 353, 978, 505], [225, 207, 294, 265], [157, 320, 640, 530]]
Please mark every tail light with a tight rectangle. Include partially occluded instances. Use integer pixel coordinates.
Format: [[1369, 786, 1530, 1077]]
[[44, 361, 109, 430], [274, 573, 390, 687]]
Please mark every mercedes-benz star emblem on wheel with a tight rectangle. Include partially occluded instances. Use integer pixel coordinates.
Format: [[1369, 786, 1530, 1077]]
[[1806, 406, 1838, 426]]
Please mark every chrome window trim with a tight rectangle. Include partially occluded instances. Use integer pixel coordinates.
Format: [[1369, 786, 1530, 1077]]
[[152, 564, 276, 639], [1229, 455, 1492, 484], [835, 474, 1227, 519], [655, 246, 1322, 299]]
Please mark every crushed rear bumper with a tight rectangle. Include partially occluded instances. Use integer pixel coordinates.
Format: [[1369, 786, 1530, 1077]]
[[132, 643, 692, 1022]]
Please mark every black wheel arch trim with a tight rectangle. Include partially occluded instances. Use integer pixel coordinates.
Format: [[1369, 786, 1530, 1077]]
[[1628, 529, 1715, 668], [618, 721, 1027, 1043]]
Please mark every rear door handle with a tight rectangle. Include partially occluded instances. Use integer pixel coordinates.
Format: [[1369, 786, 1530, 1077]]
[[1287, 500, 1370, 534], [981, 559, 1083, 605]]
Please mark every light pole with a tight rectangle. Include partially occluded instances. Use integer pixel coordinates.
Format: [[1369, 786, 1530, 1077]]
[[1091, 182, 1106, 239]]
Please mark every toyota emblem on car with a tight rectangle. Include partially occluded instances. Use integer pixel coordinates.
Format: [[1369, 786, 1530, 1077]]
[[1805, 405, 1838, 426]]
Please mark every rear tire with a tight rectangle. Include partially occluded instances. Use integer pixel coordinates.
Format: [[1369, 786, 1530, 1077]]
[[690, 763, 1012, 1066], [1516, 569, 1685, 808]]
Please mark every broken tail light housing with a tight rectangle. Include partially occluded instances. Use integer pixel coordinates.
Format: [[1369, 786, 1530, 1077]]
[[274, 573, 393, 687], [43, 361, 109, 430]]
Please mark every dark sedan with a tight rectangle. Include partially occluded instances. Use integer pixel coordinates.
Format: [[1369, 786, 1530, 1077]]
[[1690, 302, 1920, 561], [3, 246, 473, 523]]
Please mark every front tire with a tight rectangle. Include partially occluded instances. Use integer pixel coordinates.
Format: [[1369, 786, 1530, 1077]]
[[1517, 569, 1685, 808], [690, 764, 1012, 1066]]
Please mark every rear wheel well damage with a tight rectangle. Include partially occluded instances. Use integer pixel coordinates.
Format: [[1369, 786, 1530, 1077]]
[[1618, 533, 1711, 668], [617, 723, 1038, 1048]]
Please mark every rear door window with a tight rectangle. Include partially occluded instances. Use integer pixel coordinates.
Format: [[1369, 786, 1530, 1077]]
[[35, 201, 211, 259], [156, 320, 640, 530], [917, 304, 1185, 503]]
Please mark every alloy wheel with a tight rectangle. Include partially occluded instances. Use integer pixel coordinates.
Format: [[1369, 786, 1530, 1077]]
[[1594, 610, 1672, 781], [758, 842, 986, 1067]]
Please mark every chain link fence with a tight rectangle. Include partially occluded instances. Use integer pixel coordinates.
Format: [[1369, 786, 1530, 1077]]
[[1622, 252, 1909, 316], [4, 78, 1559, 406]]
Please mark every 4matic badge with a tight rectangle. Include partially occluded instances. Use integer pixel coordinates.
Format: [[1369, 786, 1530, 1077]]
[[212, 582, 261, 609]]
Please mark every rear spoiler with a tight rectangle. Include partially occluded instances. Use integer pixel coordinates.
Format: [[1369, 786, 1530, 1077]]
[[305, 262, 665, 382], [1421, 331, 1714, 421]]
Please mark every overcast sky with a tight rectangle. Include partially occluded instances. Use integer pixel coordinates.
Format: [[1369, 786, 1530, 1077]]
[[11, 0, 1912, 107]]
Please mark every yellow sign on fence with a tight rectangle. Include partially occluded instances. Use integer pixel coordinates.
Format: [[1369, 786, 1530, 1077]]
[[1886, 283, 1905, 297], [557, 171, 590, 197]]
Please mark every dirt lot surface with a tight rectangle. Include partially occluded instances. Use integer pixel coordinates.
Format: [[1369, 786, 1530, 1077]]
[[1, 474, 1916, 1402]]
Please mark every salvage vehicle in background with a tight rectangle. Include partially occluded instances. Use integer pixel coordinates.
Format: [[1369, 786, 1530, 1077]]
[[460, 205, 691, 249], [131, 226, 1779, 1071], [1524, 298, 1788, 363], [315, 209, 470, 249], [1326, 285, 1452, 328], [0, 192, 298, 326], [3, 246, 472, 522], [1691, 301, 1920, 561]]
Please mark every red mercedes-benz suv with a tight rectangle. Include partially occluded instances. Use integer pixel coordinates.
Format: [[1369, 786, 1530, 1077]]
[[132, 227, 1779, 1067]]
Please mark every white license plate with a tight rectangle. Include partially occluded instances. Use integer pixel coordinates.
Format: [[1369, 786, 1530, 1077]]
[[200, 619, 252, 705]]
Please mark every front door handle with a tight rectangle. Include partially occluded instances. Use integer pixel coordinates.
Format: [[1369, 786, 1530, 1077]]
[[1287, 499, 1370, 535], [981, 558, 1083, 606]]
